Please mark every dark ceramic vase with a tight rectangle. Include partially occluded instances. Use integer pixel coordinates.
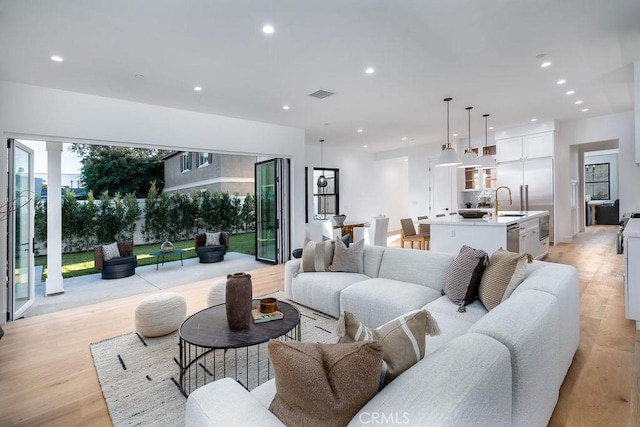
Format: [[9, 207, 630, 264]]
[[225, 272, 253, 330]]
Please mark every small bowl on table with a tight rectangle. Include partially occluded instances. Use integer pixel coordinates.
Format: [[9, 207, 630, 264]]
[[259, 298, 278, 313]]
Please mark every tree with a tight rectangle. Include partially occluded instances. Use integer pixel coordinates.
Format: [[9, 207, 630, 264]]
[[230, 193, 242, 233], [70, 144, 168, 197], [122, 193, 141, 242], [240, 193, 255, 232], [77, 191, 98, 251], [61, 189, 80, 251]]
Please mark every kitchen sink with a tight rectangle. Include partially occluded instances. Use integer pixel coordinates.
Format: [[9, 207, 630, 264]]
[[498, 213, 527, 217]]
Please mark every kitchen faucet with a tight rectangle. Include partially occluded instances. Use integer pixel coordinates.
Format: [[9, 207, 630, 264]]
[[495, 186, 513, 217]]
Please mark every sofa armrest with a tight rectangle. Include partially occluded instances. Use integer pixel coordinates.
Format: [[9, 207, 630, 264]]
[[284, 259, 301, 300], [185, 378, 284, 427], [94, 246, 104, 271]]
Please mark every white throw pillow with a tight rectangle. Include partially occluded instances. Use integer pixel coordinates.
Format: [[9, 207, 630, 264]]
[[102, 242, 121, 261], [205, 232, 221, 246]]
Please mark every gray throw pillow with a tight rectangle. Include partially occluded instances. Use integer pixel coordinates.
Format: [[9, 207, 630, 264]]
[[102, 242, 121, 261], [205, 232, 221, 246], [299, 240, 335, 273], [442, 245, 489, 312], [329, 239, 364, 273]]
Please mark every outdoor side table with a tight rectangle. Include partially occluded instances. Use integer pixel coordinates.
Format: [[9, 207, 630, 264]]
[[149, 249, 185, 270], [178, 299, 301, 396]]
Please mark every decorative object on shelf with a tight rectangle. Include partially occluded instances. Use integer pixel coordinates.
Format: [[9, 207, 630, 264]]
[[317, 139, 328, 188], [458, 106, 481, 168], [478, 113, 497, 169], [252, 308, 284, 323], [160, 241, 174, 253], [436, 97, 461, 167], [259, 297, 278, 313], [333, 214, 347, 226], [225, 272, 253, 330]]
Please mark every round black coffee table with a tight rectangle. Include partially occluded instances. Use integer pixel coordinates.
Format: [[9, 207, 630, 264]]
[[178, 299, 300, 396]]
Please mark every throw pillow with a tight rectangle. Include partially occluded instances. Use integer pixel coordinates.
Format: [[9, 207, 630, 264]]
[[442, 245, 489, 312], [299, 240, 335, 273], [102, 242, 121, 261], [268, 340, 383, 427], [336, 310, 440, 387], [478, 248, 533, 311], [328, 238, 364, 273], [205, 232, 221, 246]]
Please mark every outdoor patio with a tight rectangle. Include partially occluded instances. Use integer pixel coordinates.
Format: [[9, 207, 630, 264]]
[[25, 252, 268, 317]]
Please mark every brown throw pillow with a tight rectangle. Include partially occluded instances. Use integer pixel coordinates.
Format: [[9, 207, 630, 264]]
[[336, 310, 440, 387], [478, 248, 533, 311], [299, 239, 335, 273], [442, 245, 489, 312], [328, 238, 364, 273], [268, 340, 383, 427]]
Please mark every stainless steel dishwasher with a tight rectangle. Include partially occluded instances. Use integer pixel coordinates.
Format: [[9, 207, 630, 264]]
[[507, 224, 520, 253]]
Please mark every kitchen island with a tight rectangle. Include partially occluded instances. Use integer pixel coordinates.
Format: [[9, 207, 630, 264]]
[[418, 211, 549, 258]]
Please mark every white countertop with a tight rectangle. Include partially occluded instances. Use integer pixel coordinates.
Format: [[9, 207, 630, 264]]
[[418, 210, 549, 227], [624, 218, 640, 238]]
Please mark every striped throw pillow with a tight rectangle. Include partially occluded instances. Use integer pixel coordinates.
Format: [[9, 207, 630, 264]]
[[336, 309, 440, 387], [442, 245, 489, 312], [299, 240, 335, 273], [478, 248, 533, 311]]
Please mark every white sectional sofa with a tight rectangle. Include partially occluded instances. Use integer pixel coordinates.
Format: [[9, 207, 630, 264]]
[[186, 246, 579, 427]]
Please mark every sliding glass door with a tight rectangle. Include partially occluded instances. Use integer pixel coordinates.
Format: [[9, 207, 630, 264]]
[[255, 158, 290, 263], [7, 139, 35, 319]]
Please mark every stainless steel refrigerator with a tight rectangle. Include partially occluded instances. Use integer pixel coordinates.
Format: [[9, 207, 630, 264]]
[[496, 157, 554, 242]]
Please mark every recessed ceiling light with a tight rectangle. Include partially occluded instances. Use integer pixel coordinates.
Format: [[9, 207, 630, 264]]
[[453, 133, 458, 137], [363, 145, 368, 148], [575, 100, 583, 105], [531, 118, 538, 122], [50, 55, 63, 62], [566, 90, 575, 95], [540, 61, 552, 68], [357, 128, 363, 133], [193, 86, 202, 91], [581, 108, 589, 112], [365, 67, 375, 74], [282, 105, 290, 110], [489, 126, 494, 130], [402, 137, 407, 140], [557, 79, 566, 85], [262, 25, 274, 34], [134, 74, 144, 79]]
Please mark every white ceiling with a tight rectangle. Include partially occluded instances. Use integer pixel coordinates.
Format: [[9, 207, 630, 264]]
[[1, 0, 639, 152]]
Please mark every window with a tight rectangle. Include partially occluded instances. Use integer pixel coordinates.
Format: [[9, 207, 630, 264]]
[[313, 168, 339, 220], [181, 152, 191, 172], [197, 152, 212, 167], [585, 163, 610, 200]]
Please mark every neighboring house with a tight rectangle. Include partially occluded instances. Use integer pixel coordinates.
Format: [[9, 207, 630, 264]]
[[162, 151, 256, 196]]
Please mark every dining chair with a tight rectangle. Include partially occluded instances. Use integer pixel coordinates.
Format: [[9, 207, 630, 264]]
[[417, 215, 430, 235], [435, 213, 445, 218], [400, 218, 430, 250]]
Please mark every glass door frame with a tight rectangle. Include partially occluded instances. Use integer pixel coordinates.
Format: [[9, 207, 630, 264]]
[[7, 139, 36, 320], [255, 158, 290, 264]]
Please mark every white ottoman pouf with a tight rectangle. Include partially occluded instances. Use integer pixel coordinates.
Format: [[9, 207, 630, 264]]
[[207, 279, 227, 307], [135, 292, 187, 337]]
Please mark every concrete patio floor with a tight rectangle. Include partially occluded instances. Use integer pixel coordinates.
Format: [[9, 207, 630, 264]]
[[24, 252, 268, 318]]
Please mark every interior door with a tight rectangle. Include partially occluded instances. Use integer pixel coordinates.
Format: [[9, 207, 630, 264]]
[[255, 158, 290, 264], [429, 160, 456, 216], [7, 139, 35, 319]]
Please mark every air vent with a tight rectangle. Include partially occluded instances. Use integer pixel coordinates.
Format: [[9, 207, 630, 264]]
[[308, 89, 335, 100]]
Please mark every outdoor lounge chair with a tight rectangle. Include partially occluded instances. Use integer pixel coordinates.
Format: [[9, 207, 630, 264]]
[[195, 232, 230, 263], [94, 241, 137, 279]]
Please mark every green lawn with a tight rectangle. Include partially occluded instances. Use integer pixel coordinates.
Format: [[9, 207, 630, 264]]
[[35, 233, 256, 280]]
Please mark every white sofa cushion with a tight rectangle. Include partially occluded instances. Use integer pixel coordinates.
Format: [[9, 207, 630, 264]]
[[349, 333, 512, 427], [377, 248, 454, 293], [340, 278, 442, 328], [424, 312, 475, 356], [469, 289, 560, 427], [424, 296, 488, 324], [363, 245, 386, 278], [290, 271, 369, 318]]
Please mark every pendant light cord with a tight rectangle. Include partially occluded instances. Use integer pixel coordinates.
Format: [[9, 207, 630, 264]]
[[483, 114, 490, 156], [466, 106, 473, 152], [444, 97, 452, 148]]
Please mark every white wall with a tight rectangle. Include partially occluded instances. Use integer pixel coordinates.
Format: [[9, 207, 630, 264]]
[[305, 143, 408, 233], [556, 111, 637, 242], [0, 80, 305, 324]]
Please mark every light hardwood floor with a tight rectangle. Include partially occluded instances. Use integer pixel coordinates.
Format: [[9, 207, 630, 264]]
[[0, 226, 638, 426]]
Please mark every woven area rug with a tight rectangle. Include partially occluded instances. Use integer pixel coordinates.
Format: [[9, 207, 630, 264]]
[[90, 294, 338, 426]]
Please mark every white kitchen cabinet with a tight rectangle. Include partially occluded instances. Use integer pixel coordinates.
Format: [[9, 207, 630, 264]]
[[496, 132, 554, 163], [623, 219, 640, 330], [519, 218, 540, 258]]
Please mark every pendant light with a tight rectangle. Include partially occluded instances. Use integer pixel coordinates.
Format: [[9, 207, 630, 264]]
[[478, 114, 497, 169], [458, 106, 481, 168], [317, 139, 328, 188], [435, 97, 461, 167]]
